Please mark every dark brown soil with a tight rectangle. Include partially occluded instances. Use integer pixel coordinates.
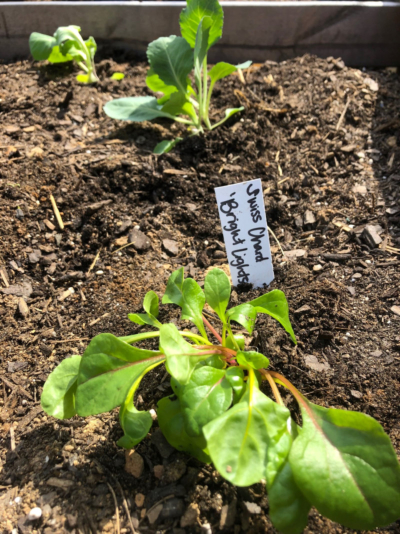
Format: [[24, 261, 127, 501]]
[[0, 53, 399, 534]]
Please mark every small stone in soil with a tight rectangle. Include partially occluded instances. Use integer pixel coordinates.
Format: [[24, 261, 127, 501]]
[[147, 503, 163, 524], [347, 286, 356, 296], [313, 264, 323, 272], [2, 282, 32, 298], [28, 250, 42, 263], [115, 218, 132, 234], [244, 502, 262, 514], [284, 249, 306, 260], [135, 493, 145, 508], [370, 350, 383, 358], [160, 498, 185, 520], [151, 429, 175, 459], [391, 305, 400, 317], [351, 390, 363, 399], [361, 225, 382, 248], [214, 250, 226, 259], [294, 304, 311, 315], [305, 355, 331, 372], [163, 239, 179, 256], [154, 465, 164, 479], [125, 450, 144, 478], [181, 503, 200, 528], [303, 210, 316, 230], [128, 228, 151, 251], [27, 507, 42, 521], [8, 361, 28, 373], [16, 208, 24, 219]]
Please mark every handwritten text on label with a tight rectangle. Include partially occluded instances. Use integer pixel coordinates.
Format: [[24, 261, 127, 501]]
[[215, 179, 274, 288]]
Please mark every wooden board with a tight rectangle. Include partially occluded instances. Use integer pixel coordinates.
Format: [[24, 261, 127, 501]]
[[1, 1, 400, 66]]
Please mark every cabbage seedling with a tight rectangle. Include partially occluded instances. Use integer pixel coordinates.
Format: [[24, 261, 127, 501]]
[[103, 0, 251, 153], [41, 268, 400, 533], [29, 26, 99, 84]]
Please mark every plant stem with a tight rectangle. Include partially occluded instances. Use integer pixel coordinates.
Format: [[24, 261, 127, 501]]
[[119, 330, 211, 345], [202, 56, 212, 129], [202, 315, 223, 344], [260, 370, 284, 406], [227, 324, 241, 351], [222, 324, 227, 346], [267, 371, 304, 406]]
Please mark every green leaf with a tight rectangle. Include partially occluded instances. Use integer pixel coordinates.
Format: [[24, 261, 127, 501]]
[[203, 370, 290, 486], [111, 72, 125, 81], [161, 91, 196, 120], [117, 359, 162, 449], [60, 41, 86, 62], [180, 0, 224, 49], [225, 367, 245, 404], [146, 67, 178, 104], [147, 35, 193, 94], [128, 291, 162, 328], [128, 313, 161, 328], [85, 36, 97, 60], [41, 355, 81, 419], [194, 16, 212, 88], [290, 399, 400, 530], [76, 334, 164, 416], [226, 303, 257, 334], [162, 268, 206, 337], [236, 350, 269, 370], [160, 324, 210, 385], [157, 396, 211, 463], [162, 267, 185, 306], [104, 96, 175, 122], [181, 278, 207, 337], [269, 461, 311, 534], [174, 365, 232, 437], [225, 334, 245, 351], [143, 291, 159, 318], [154, 138, 183, 155], [29, 32, 58, 61], [208, 61, 251, 84], [204, 268, 231, 322], [220, 107, 244, 122], [249, 290, 297, 344]]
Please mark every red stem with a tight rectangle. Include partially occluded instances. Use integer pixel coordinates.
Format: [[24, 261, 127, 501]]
[[202, 315, 223, 344]]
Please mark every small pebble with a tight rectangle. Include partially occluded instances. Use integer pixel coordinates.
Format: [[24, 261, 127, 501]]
[[14, 497, 21, 504], [27, 507, 42, 521], [96, 270, 104, 275]]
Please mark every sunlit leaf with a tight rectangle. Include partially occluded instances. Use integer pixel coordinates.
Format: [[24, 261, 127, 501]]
[[249, 290, 296, 344], [180, 0, 223, 49], [204, 268, 231, 322], [41, 355, 81, 419]]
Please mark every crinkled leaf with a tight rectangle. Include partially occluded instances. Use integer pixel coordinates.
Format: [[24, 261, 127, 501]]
[[204, 268, 231, 322], [236, 350, 269, 370], [60, 40, 86, 62], [154, 137, 183, 155], [41, 355, 81, 419], [249, 290, 296, 344], [173, 365, 232, 437], [104, 96, 175, 122], [117, 359, 162, 449], [203, 371, 290, 486], [225, 367, 245, 404], [157, 396, 211, 463], [180, 0, 223, 49], [227, 303, 257, 334], [160, 324, 210, 385], [85, 36, 97, 60], [290, 399, 400, 530], [76, 334, 164, 416], [209, 60, 251, 84], [147, 35, 193, 94]]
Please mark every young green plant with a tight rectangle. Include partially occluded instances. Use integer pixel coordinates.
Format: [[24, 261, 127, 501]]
[[103, 0, 251, 153], [41, 267, 400, 533], [29, 26, 99, 84]]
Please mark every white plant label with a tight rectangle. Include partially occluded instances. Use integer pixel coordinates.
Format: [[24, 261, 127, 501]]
[[215, 179, 274, 288]]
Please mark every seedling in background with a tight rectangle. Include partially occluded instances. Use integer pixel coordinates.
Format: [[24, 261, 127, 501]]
[[41, 268, 400, 533], [29, 26, 99, 84], [103, 0, 251, 153]]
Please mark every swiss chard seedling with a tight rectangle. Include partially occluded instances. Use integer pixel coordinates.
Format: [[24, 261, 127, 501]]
[[103, 0, 251, 153], [29, 26, 99, 84], [41, 267, 400, 533]]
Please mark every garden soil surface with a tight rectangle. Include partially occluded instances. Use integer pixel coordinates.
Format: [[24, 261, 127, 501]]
[[0, 53, 399, 534]]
